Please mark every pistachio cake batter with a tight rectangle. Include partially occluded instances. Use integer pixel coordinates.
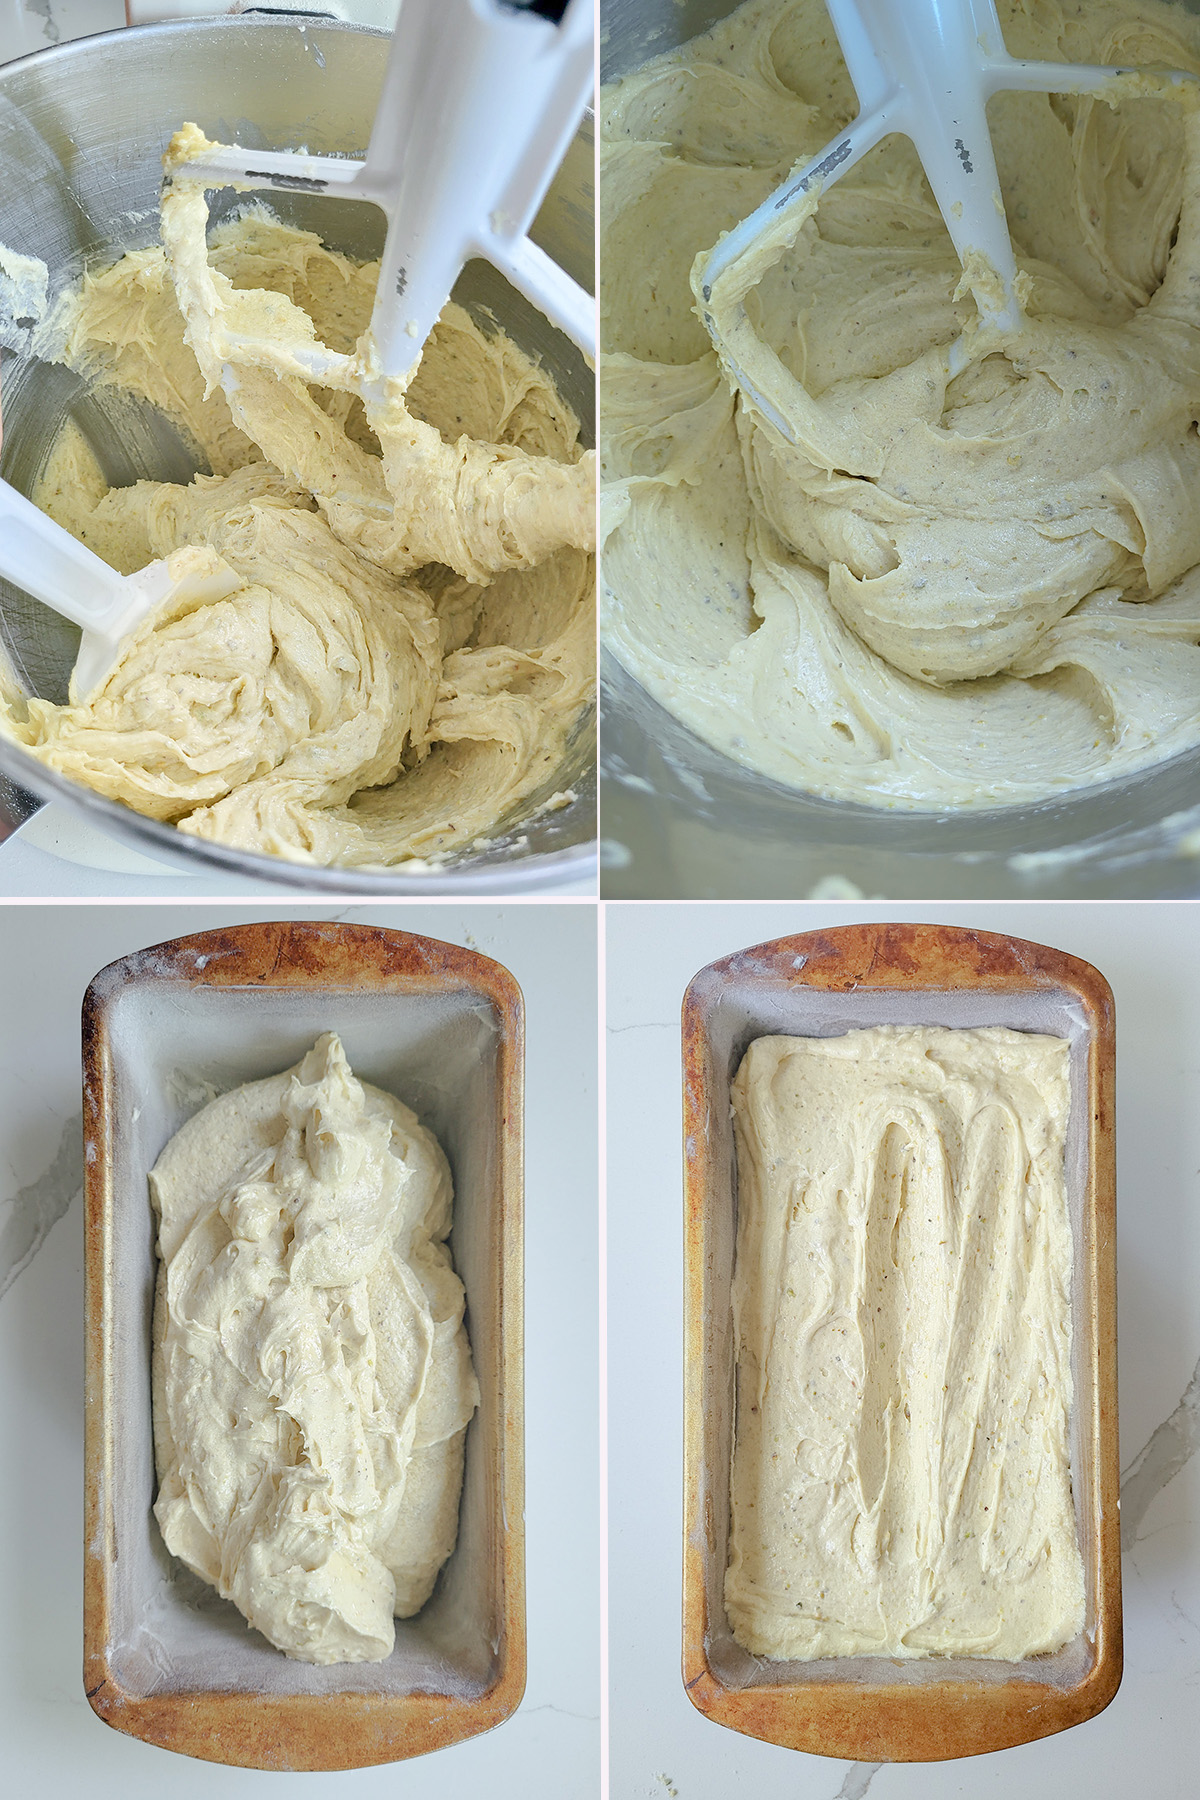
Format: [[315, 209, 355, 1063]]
[[151, 1034, 478, 1665], [0, 134, 594, 866], [728, 1027, 1084, 1661], [601, 0, 1200, 808]]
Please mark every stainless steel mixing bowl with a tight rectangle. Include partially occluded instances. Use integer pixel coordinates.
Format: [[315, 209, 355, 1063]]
[[599, 0, 1200, 898], [0, 15, 596, 894]]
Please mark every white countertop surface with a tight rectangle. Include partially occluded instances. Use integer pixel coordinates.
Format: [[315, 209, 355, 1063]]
[[0, 901, 599, 1795], [0, 0, 398, 59], [606, 901, 1200, 1800], [0, 0, 124, 57]]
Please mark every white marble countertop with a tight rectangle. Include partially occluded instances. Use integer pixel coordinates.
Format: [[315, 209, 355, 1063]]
[[606, 901, 1200, 1800], [0, 901, 599, 1795], [0, 0, 398, 58], [0, 0, 125, 59]]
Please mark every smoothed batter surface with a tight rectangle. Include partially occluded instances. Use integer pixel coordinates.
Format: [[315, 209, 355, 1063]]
[[728, 1026, 1084, 1661], [1, 170, 594, 866], [151, 1034, 478, 1665], [601, 0, 1200, 809]]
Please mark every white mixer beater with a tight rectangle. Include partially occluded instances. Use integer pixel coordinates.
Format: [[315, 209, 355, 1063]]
[[695, 0, 1198, 437], [162, 0, 595, 402]]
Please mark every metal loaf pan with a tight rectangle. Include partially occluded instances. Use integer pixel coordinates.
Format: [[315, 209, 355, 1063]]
[[82, 920, 524, 1770], [681, 921, 1120, 1761]]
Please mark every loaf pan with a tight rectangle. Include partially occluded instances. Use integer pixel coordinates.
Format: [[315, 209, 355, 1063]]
[[681, 921, 1119, 1761], [83, 919, 524, 1770]]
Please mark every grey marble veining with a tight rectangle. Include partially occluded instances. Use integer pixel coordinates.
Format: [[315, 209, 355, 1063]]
[[23, 1, 58, 44], [1120, 1354, 1200, 1549], [0, 1111, 81, 1299], [0, 0, 124, 70], [833, 1764, 883, 1800]]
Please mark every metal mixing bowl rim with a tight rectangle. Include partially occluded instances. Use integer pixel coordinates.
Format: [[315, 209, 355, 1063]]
[[1, 11, 391, 82], [599, 649, 1200, 864], [0, 739, 596, 893]]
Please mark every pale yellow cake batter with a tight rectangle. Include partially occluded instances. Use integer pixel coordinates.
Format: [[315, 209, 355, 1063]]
[[151, 1034, 478, 1665], [601, 0, 1200, 809], [0, 131, 594, 867], [728, 1026, 1084, 1661]]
